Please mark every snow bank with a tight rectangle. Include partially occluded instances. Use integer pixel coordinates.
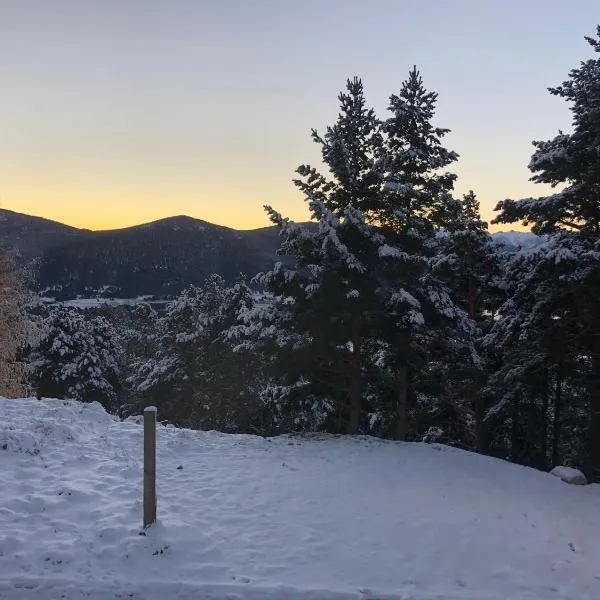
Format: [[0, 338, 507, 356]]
[[1, 397, 599, 600], [550, 465, 588, 485], [0, 398, 114, 455]]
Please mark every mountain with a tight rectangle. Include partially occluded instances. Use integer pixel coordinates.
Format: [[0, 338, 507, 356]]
[[0, 210, 285, 299], [0, 209, 539, 300], [36, 216, 285, 299], [492, 230, 544, 252], [0, 209, 90, 261]]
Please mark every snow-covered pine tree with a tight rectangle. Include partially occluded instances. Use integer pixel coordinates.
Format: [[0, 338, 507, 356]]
[[259, 205, 391, 434], [493, 26, 600, 479], [438, 192, 500, 321], [484, 239, 590, 469], [494, 27, 600, 236], [432, 191, 501, 449], [0, 247, 31, 397], [32, 307, 123, 410], [118, 302, 160, 417], [378, 67, 461, 233], [259, 71, 469, 438], [256, 78, 388, 434], [375, 68, 471, 441], [129, 284, 210, 425], [130, 276, 261, 431]]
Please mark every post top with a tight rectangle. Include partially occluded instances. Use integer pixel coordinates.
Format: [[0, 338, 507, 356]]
[[144, 406, 158, 413]]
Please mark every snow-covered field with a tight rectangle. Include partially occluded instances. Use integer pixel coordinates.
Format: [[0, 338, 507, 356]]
[[1, 398, 599, 600]]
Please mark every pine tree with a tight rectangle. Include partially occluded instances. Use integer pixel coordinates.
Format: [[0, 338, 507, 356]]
[[376, 69, 475, 441], [379, 67, 461, 235], [0, 247, 32, 397], [259, 71, 469, 438], [119, 302, 161, 418], [423, 192, 501, 449], [32, 307, 123, 410], [493, 25, 600, 479], [484, 240, 589, 469], [495, 26, 600, 235], [131, 276, 261, 431], [259, 206, 391, 434], [439, 192, 500, 320]]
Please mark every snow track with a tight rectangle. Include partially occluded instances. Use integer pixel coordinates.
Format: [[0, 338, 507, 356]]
[[1, 398, 599, 600]]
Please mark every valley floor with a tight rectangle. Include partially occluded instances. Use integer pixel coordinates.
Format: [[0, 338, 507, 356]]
[[0, 398, 599, 600]]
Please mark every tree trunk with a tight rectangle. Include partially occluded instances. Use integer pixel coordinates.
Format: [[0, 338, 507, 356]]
[[335, 400, 346, 435], [467, 272, 477, 320], [586, 333, 600, 481], [552, 362, 563, 468], [540, 367, 549, 470], [466, 255, 486, 451], [510, 394, 521, 463], [473, 391, 487, 453], [396, 364, 408, 440], [347, 315, 362, 434]]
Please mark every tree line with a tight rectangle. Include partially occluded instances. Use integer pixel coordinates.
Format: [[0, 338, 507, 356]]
[[2, 26, 600, 481]]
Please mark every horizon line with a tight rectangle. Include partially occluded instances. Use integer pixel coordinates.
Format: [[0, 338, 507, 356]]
[[0, 206, 529, 235]]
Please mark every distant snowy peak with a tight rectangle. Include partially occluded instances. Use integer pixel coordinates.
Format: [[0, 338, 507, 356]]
[[491, 231, 544, 252], [138, 215, 216, 233]]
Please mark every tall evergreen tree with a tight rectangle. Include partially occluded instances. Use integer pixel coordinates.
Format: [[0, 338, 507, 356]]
[[484, 240, 589, 469], [379, 67, 461, 234], [493, 26, 600, 479], [259, 71, 468, 438], [262, 78, 388, 433], [439, 191, 500, 321], [432, 191, 501, 449], [495, 26, 600, 236]]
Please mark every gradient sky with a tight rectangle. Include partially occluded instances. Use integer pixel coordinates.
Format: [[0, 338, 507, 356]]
[[1, 1, 598, 231]]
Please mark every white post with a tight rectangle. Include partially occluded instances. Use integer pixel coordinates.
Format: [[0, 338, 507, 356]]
[[143, 406, 157, 528]]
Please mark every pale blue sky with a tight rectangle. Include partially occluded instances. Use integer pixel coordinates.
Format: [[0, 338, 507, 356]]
[[0, 0, 598, 230]]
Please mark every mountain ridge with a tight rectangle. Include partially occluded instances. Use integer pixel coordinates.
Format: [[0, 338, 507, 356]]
[[0, 208, 537, 300]]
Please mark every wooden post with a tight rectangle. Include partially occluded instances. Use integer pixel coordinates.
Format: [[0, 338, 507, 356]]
[[143, 406, 157, 528]]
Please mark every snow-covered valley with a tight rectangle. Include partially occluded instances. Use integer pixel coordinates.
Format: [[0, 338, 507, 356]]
[[1, 397, 599, 600]]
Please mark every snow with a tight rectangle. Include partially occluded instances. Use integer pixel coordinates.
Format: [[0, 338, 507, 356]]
[[39, 297, 160, 309], [492, 231, 545, 252], [382, 181, 413, 194], [1, 398, 599, 600], [550, 466, 588, 485], [378, 244, 409, 260]]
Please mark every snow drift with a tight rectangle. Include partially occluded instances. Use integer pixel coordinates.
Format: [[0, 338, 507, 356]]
[[0, 397, 599, 600]]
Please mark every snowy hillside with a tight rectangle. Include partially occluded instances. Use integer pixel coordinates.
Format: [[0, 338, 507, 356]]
[[1, 398, 599, 600]]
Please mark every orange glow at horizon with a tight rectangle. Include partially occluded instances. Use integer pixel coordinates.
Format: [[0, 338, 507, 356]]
[[0, 187, 310, 232], [1, 185, 531, 233], [0, 145, 539, 233]]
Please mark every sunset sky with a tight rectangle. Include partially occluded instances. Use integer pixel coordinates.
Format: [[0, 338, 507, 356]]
[[1, 0, 598, 231]]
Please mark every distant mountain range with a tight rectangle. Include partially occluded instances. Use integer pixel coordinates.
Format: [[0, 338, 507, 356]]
[[0, 209, 539, 300], [491, 231, 544, 252], [0, 209, 283, 299]]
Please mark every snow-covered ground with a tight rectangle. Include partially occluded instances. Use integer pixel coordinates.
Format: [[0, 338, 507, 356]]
[[1, 398, 599, 600], [37, 297, 163, 309]]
